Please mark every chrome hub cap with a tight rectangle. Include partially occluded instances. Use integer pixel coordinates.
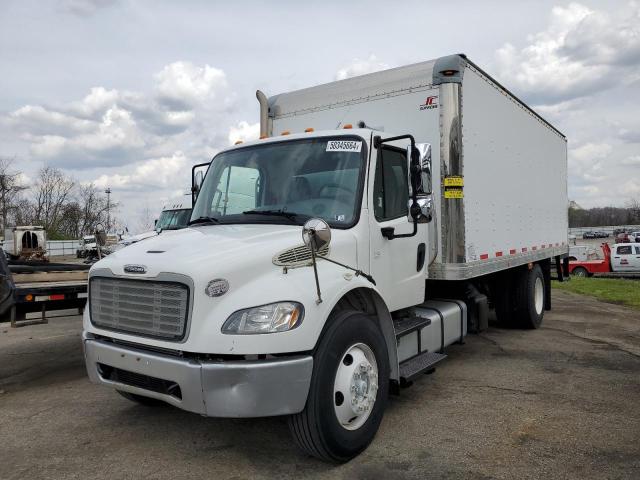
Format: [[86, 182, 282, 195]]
[[333, 343, 378, 431], [534, 276, 544, 315]]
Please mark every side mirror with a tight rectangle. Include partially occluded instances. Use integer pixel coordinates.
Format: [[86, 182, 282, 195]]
[[193, 171, 204, 195], [407, 142, 433, 224], [415, 143, 432, 195], [302, 218, 331, 251]]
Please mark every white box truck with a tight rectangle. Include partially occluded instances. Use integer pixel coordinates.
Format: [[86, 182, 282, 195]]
[[83, 54, 568, 462]]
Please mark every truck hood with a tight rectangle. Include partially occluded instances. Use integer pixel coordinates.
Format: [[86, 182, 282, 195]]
[[91, 223, 358, 279]]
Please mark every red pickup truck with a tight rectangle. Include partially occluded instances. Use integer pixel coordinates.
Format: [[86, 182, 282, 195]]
[[569, 243, 640, 276]]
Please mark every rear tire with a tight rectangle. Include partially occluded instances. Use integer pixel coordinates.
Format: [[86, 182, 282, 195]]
[[288, 310, 389, 463], [514, 264, 545, 329], [117, 390, 165, 406], [571, 266, 588, 277]]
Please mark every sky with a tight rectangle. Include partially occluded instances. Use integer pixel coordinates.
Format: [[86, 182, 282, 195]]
[[0, 0, 639, 231]]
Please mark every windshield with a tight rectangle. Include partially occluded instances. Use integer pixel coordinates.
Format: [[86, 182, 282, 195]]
[[157, 208, 192, 230], [191, 136, 366, 228]]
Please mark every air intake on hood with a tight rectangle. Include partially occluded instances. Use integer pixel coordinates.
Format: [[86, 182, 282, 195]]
[[273, 244, 329, 268]]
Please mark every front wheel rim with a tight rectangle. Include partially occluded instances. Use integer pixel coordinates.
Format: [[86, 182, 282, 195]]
[[333, 343, 378, 431]]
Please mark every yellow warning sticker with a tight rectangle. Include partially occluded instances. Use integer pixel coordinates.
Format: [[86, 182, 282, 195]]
[[444, 176, 464, 187], [444, 188, 464, 199]]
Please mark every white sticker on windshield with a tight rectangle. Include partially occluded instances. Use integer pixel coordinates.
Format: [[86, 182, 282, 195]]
[[326, 140, 362, 153]]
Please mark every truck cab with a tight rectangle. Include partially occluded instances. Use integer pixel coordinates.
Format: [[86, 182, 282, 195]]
[[611, 243, 640, 272]]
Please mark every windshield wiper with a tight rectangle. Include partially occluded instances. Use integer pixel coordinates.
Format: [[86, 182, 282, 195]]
[[188, 216, 221, 226], [242, 209, 310, 221]]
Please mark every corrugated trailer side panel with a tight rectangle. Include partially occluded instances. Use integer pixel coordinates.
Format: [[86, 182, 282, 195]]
[[460, 64, 568, 270]]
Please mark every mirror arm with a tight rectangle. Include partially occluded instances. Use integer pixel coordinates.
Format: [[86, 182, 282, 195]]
[[308, 231, 323, 304], [380, 220, 418, 240], [319, 256, 376, 285]]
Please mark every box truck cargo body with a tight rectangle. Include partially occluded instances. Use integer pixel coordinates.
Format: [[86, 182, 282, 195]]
[[267, 55, 568, 280], [83, 54, 568, 462]]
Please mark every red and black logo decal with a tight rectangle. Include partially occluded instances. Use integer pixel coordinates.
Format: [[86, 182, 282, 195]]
[[419, 95, 438, 111]]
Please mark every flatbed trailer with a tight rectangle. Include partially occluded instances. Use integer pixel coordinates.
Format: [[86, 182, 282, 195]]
[[0, 254, 89, 326]]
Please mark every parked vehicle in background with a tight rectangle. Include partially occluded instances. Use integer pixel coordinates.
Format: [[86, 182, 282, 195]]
[[569, 243, 640, 276], [615, 232, 631, 243], [117, 203, 192, 249], [596, 230, 610, 238], [568, 245, 598, 262], [155, 203, 192, 231], [582, 231, 596, 239], [4, 226, 47, 261], [76, 235, 97, 258], [631, 231, 640, 242], [82, 54, 568, 462]]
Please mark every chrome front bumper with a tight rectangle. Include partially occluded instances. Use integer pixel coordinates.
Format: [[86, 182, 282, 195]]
[[84, 337, 313, 418]]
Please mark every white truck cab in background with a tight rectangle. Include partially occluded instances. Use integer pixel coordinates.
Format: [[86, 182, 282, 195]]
[[83, 54, 568, 462]]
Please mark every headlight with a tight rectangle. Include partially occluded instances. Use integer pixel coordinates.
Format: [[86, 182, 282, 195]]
[[221, 302, 304, 334]]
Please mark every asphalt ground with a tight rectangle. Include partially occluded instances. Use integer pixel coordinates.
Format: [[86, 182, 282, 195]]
[[1, 290, 639, 479]]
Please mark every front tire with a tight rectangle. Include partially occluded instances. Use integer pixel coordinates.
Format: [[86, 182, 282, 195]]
[[288, 310, 389, 462]]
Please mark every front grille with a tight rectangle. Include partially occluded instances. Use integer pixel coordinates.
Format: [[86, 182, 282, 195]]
[[272, 244, 329, 267], [98, 363, 182, 399], [90, 277, 189, 340]]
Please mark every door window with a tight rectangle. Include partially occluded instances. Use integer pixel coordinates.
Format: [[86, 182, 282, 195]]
[[373, 147, 408, 221]]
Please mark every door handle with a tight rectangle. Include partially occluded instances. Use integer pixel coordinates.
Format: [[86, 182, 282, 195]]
[[417, 243, 426, 271]]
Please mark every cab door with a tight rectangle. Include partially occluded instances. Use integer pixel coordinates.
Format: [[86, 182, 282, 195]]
[[369, 144, 427, 312], [611, 245, 633, 272], [633, 246, 640, 271]]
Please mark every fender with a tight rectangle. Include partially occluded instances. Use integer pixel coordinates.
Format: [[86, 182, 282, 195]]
[[314, 281, 399, 381]]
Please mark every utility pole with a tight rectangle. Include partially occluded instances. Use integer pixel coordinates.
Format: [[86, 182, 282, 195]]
[[105, 187, 111, 232]]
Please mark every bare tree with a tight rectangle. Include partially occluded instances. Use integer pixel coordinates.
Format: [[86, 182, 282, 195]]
[[0, 157, 28, 231], [136, 204, 156, 233], [31, 166, 75, 237], [52, 183, 115, 238], [626, 198, 640, 223], [12, 198, 34, 226]]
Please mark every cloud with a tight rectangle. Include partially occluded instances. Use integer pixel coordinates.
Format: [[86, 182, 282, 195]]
[[93, 151, 188, 190], [494, 2, 640, 104], [155, 61, 228, 110], [28, 106, 146, 167], [3, 60, 235, 168], [618, 127, 640, 143], [621, 155, 640, 166], [8, 105, 95, 136], [228, 121, 260, 145], [568, 142, 611, 184], [58, 0, 118, 16], [335, 54, 390, 81]]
